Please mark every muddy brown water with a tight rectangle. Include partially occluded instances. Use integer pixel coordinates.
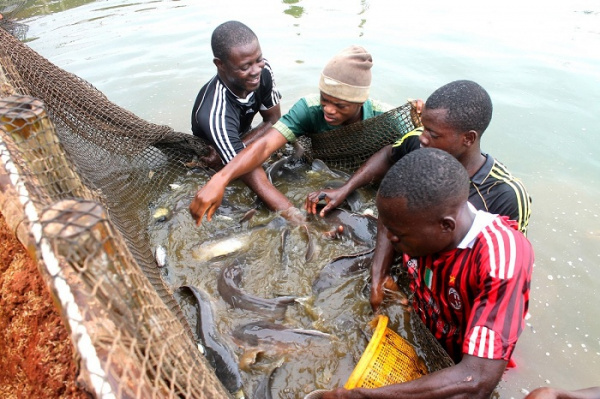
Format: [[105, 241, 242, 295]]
[[148, 161, 389, 397]]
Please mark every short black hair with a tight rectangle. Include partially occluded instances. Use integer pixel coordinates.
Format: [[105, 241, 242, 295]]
[[378, 148, 469, 211], [211, 21, 258, 61], [425, 80, 493, 135]]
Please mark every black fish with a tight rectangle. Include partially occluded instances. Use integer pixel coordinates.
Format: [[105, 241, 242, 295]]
[[310, 159, 339, 176], [179, 285, 245, 398], [266, 155, 290, 183], [233, 320, 331, 347], [252, 364, 278, 399], [312, 249, 374, 293], [281, 228, 290, 265], [232, 321, 332, 369], [320, 208, 378, 247], [239, 207, 257, 224], [218, 259, 297, 319], [302, 224, 316, 262], [266, 144, 306, 184], [266, 156, 307, 183]]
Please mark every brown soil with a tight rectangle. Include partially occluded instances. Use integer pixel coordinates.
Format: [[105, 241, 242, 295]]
[[0, 211, 90, 398]]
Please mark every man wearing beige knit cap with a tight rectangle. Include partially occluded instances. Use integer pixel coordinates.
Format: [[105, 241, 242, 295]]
[[275, 45, 388, 141], [320, 45, 373, 102], [190, 45, 391, 225]]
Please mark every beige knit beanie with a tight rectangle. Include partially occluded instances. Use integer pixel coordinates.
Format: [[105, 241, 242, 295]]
[[319, 45, 372, 103]]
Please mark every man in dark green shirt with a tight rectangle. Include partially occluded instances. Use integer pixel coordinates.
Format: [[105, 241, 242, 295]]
[[274, 94, 390, 143]]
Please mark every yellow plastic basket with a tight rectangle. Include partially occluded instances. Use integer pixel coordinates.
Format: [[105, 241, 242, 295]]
[[344, 315, 428, 389]]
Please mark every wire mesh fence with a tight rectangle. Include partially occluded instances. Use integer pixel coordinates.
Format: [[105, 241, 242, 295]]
[[1, 26, 229, 398]]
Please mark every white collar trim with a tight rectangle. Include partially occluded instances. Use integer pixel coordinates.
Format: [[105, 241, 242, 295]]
[[457, 202, 497, 249]]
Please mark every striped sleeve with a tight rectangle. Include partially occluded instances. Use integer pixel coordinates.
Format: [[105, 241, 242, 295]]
[[390, 127, 423, 163], [463, 217, 534, 360], [207, 81, 244, 163], [273, 97, 315, 140], [489, 161, 532, 235], [260, 60, 282, 110]]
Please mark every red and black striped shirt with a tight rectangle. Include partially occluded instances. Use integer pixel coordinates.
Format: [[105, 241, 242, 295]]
[[405, 209, 534, 363]]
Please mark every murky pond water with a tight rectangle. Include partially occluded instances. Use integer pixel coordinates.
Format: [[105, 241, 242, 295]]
[[6, 0, 600, 397], [146, 157, 389, 396]]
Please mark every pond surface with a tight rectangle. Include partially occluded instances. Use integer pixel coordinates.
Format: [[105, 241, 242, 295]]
[[7, 0, 600, 397]]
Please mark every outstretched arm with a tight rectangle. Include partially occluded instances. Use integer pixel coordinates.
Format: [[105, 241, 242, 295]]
[[190, 128, 289, 225], [305, 144, 395, 216], [322, 355, 507, 399], [260, 103, 281, 125], [369, 220, 399, 313], [239, 167, 294, 212], [242, 104, 282, 145]]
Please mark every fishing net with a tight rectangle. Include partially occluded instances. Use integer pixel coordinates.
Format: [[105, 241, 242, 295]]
[[1, 26, 227, 399], [0, 24, 441, 399], [306, 102, 422, 170], [0, 0, 28, 40], [0, 0, 27, 18]]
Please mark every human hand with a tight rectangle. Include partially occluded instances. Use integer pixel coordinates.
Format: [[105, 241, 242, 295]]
[[189, 178, 227, 226], [281, 206, 307, 226], [413, 98, 424, 114], [305, 188, 347, 217], [408, 98, 424, 126], [370, 275, 398, 313]]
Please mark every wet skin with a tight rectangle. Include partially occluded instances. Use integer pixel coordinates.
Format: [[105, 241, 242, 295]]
[[214, 38, 265, 99], [376, 196, 456, 258], [419, 106, 485, 176], [320, 92, 363, 126]]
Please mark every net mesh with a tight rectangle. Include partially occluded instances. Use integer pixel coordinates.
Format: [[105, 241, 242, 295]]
[[306, 102, 421, 170], [0, 24, 448, 398], [1, 26, 228, 399]]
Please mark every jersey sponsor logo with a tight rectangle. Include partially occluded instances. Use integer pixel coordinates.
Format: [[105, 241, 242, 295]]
[[448, 287, 462, 310], [407, 258, 418, 270]]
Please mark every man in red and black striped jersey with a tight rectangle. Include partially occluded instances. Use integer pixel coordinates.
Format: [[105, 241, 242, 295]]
[[190, 21, 294, 215], [322, 148, 534, 399]]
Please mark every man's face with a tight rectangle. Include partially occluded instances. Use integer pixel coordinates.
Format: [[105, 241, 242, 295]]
[[217, 39, 265, 98], [320, 92, 363, 126], [376, 196, 450, 257], [419, 107, 467, 159]]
